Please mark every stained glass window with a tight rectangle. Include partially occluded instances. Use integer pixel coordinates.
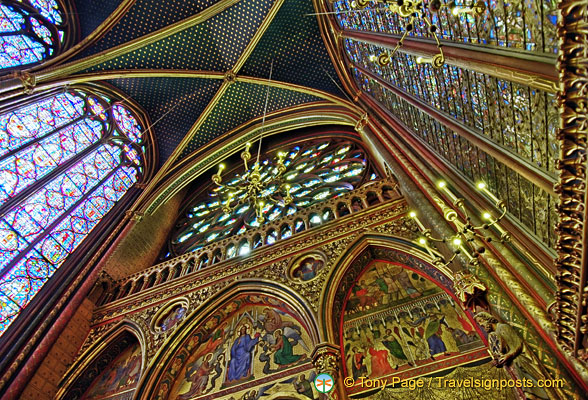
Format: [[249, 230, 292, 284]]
[[352, 67, 557, 248], [167, 139, 374, 258], [343, 38, 559, 175], [0, 0, 71, 71], [332, 0, 558, 53], [0, 88, 146, 336]]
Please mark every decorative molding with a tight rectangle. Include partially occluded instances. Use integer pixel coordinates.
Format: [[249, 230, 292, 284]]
[[554, 0, 588, 366], [91, 197, 409, 325]]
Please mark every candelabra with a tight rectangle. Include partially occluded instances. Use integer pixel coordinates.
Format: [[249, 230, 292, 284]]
[[351, 0, 486, 69], [410, 180, 509, 268], [211, 143, 292, 225]]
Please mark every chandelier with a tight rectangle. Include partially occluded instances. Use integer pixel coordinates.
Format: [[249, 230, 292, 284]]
[[410, 180, 509, 268], [211, 61, 292, 225], [211, 145, 292, 225], [350, 0, 486, 68]]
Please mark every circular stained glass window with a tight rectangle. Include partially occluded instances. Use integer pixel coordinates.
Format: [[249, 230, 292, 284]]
[[168, 138, 374, 257]]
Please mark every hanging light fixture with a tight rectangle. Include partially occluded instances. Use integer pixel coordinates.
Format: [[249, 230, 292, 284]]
[[351, 0, 486, 69], [410, 180, 509, 268], [211, 62, 293, 225]]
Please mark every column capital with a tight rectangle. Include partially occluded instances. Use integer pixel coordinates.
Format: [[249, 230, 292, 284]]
[[311, 343, 341, 374]]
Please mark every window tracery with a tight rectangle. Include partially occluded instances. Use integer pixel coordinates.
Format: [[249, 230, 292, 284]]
[[0, 87, 146, 335], [167, 138, 376, 258], [0, 0, 74, 71], [354, 68, 557, 247], [333, 0, 558, 53]]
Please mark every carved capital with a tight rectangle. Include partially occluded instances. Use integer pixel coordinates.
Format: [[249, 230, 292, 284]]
[[13, 71, 36, 95], [453, 270, 489, 311], [354, 113, 369, 132], [125, 210, 144, 222], [311, 343, 342, 374]]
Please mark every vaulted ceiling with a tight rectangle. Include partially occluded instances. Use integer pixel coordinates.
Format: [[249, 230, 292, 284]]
[[52, 0, 346, 168]]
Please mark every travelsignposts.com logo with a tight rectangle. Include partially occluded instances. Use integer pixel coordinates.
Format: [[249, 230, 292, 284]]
[[314, 373, 335, 394]]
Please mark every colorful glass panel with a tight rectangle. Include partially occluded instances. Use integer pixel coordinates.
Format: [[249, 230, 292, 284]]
[[0, 89, 145, 336], [332, 0, 558, 53], [113, 105, 143, 143], [352, 67, 557, 247], [0, 92, 85, 157], [0, 1, 66, 70], [344, 38, 558, 175], [169, 139, 374, 258], [0, 118, 103, 205]]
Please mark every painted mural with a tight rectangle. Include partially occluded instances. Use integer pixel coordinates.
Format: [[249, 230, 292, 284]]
[[159, 294, 314, 400], [82, 342, 142, 400], [290, 254, 325, 282], [343, 262, 489, 395], [158, 303, 187, 332]]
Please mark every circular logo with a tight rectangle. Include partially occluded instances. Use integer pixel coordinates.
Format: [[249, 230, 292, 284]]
[[314, 373, 335, 394]]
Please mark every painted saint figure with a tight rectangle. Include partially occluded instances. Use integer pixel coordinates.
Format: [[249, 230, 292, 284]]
[[350, 346, 367, 379], [368, 345, 395, 376], [227, 325, 260, 382], [425, 315, 450, 359], [293, 374, 315, 399], [179, 353, 214, 399], [271, 329, 302, 365]]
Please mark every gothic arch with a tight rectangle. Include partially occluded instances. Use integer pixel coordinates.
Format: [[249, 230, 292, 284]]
[[136, 281, 320, 399], [55, 320, 147, 400], [0, 0, 79, 74], [135, 104, 366, 216], [319, 233, 457, 344]]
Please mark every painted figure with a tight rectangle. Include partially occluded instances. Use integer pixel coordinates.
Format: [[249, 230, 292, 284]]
[[424, 315, 450, 359], [227, 325, 260, 382], [368, 345, 395, 376], [381, 328, 409, 366], [161, 305, 186, 332], [351, 346, 367, 379], [293, 374, 315, 399], [179, 353, 214, 398], [271, 329, 302, 365]]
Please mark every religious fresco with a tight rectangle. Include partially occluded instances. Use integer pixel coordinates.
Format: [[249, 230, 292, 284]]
[[186, 372, 319, 400], [289, 253, 325, 282], [156, 303, 188, 333], [158, 294, 314, 400], [342, 261, 488, 395], [82, 342, 142, 400]]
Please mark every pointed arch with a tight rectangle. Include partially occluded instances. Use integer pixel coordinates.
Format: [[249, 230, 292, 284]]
[[0, 83, 156, 338], [55, 320, 147, 400], [136, 281, 321, 399], [0, 0, 78, 73], [319, 233, 456, 344]]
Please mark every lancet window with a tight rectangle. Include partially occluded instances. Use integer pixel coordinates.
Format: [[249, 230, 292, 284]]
[[0, 87, 147, 335]]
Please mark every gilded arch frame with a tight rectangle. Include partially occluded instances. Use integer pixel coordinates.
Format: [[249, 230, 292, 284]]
[[136, 281, 321, 399], [54, 320, 148, 400]]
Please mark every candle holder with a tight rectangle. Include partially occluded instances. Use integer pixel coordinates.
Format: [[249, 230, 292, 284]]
[[212, 147, 292, 225], [353, 0, 486, 69], [410, 180, 509, 268]]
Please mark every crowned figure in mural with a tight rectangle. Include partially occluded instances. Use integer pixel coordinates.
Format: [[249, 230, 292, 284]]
[[227, 324, 261, 382], [475, 312, 556, 399]]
